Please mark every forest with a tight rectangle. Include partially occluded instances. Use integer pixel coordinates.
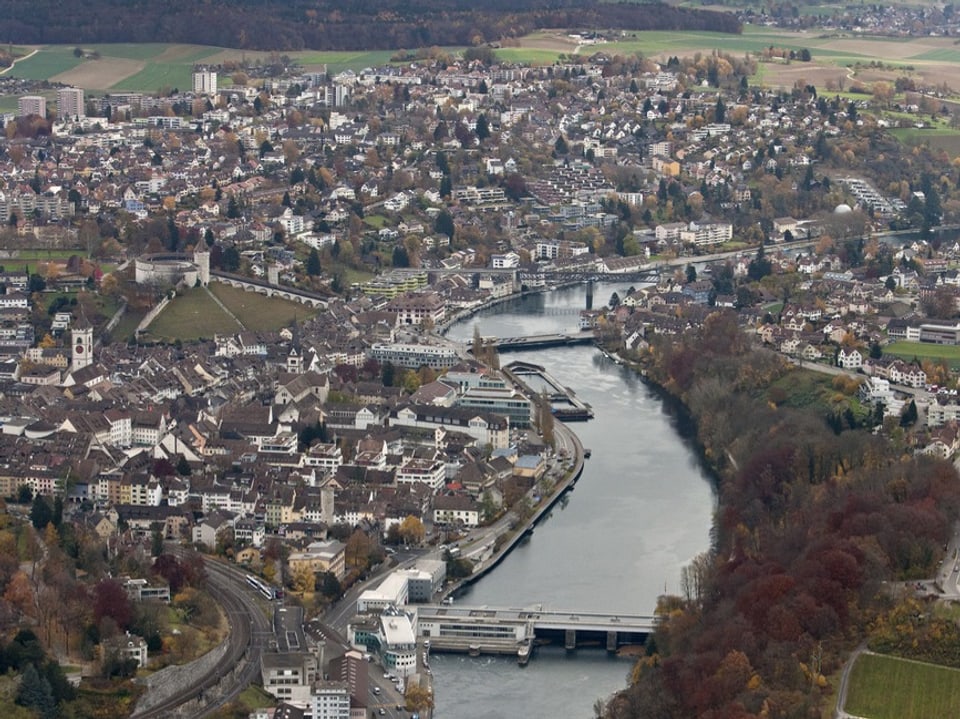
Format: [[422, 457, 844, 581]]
[[0, 0, 740, 51], [603, 312, 960, 719]]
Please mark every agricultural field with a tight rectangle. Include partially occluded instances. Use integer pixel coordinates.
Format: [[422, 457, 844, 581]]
[[7, 25, 960, 98], [508, 25, 960, 92], [845, 652, 960, 719], [885, 341, 960, 367], [4, 43, 401, 94], [889, 127, 960, 156]]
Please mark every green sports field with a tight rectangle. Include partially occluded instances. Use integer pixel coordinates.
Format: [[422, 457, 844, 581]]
[[885, 341, 960, 367], [845, 652, 960, 719]]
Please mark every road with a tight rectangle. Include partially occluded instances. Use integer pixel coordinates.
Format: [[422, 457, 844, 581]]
[[833, 643, 867, 719], [0, 48, 38, 76]]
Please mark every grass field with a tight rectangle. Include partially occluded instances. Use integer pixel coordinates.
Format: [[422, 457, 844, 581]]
[[889, 127, 960, 155], [885, 341, 960, 367], [139, 282, 321, 342], [108, 308, 146, 345], [845, 652, 960, 719], [144, 287, 241, 342], [767, 366, 869, 421], [7, 47, 84, 80], [110, 63, 196, 93], [210, 283, 318, 331], [494, 48, 570, 65]]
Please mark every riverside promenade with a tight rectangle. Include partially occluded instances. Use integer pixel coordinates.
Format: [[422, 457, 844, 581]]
[[440, 418, 586, 600]]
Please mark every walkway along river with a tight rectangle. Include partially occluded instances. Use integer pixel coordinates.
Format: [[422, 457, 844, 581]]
[[432, 283, 717, 718]]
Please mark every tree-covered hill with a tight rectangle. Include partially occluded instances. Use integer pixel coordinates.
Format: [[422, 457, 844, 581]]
[[0, 0, 740, 51]]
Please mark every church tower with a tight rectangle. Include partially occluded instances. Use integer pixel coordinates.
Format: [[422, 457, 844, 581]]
[[193, 234, 211, 286], [72, 320, 93, 370], [286, 320, 303, 374]]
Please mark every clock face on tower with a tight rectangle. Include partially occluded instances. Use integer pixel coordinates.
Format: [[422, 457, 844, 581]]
[[75, 345, 84, 354]]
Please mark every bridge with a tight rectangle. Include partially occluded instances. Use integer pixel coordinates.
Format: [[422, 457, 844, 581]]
[[416, 604, 655, 663], [388, 265, 662, 285], [212, 271, 329, 308], [487, 331, 596, 352]]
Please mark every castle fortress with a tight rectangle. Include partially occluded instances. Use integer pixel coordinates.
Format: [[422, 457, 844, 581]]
[[134, 237, 210, 288]]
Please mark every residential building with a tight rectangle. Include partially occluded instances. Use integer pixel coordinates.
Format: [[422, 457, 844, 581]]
[[261, 652, 319, 707], [57, 87, 85, 119], [368, 343, 458, 370], [311, 681, 351, 719], [18, 95, 45, 118], [193, 69, 218, 95]]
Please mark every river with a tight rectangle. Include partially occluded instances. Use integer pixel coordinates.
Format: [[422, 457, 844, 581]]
[[431, 283, 717, 718]]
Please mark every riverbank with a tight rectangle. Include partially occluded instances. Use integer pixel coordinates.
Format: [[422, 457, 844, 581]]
[[436, 282, 585, 335], [442, 419, 586, 600], [434, 283, 718, 719]]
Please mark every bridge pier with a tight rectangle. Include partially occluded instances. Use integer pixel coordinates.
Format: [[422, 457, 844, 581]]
[[606, 631, 618, 653], [565, 629, 576, 650], [585, 280, 593, 310]]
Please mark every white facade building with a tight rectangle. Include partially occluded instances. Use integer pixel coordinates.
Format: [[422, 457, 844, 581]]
[[192, 70, 218, 96]]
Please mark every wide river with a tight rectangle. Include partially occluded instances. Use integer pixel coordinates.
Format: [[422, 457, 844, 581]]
[[432, 283, 717, 718]]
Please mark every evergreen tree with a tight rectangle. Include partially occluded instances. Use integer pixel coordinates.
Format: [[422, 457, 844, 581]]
[[221, 246, 241, 272], [226, 196, 241, 219], [16, 663, 56, 719], [554, 135, 569, 155], [747, 241, 772, 281], [476, 113, 490, 141], [439, 175, 452, 198], [901, 399, 918, 427], [391, 246, 410, 268], [435, 210, 455, 239], [306, 248, 322, 276], [30, 494, 52, 531], [151, 529, 164, 558], [715, 97, 726, 124]]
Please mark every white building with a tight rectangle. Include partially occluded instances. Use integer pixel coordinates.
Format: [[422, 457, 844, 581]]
[[837, 348, 863, 370], [491, 251, 519, 269], [368, 343, 458, 370], [192, 69, 218, 96], [311, 681, 351, 719]]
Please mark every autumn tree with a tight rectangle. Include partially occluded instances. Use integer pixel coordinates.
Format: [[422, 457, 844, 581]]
[[398, 515, 425, 546], [405, 683, 435, 713], [93, 579, 133, 631], [291, 564, 315, 594], [345, 529, 373, 572]]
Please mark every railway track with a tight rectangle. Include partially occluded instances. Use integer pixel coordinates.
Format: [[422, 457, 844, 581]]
[[132, 554, 273, 718]]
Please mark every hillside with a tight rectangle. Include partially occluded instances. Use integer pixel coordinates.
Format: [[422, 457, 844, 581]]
[[0, 0, 740, 52]]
